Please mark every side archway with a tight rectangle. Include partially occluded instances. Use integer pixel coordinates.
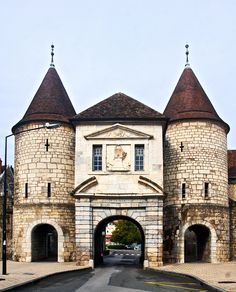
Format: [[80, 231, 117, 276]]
[[184, 225, 210, 262], [93, 215, 145, 267], [25, 219, 64, 262], [31, 224, 58, 261], [179, 221, 217, 263]]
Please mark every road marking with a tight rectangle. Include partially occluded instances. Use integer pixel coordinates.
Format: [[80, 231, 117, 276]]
[[150, 282, 196, 285], [112, 252, 140, 256], [144, 281, 207, 291]]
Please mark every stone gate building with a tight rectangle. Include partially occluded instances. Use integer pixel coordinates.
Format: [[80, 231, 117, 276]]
[[11, 47, 236, 268]]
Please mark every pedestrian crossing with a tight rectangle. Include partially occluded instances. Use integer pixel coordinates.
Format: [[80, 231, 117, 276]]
[[114, 253, 141, 256], [110, 251, 141, 256]]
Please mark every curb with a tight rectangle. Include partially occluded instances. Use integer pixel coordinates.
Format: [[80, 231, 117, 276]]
[[149, 268, 226, 292], [2, 267, 92, 291]]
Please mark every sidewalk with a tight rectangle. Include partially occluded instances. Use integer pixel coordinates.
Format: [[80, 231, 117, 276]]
[[0, 261, 236, 292], [0, 261, 90, 291], [155, 262, 236, 292]]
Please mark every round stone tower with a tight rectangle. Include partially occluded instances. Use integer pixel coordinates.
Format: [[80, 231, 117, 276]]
[[163, 61, 230, 263], [12, 55, 76, 262]]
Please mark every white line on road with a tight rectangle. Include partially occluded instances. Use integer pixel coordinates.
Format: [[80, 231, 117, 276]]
[[75, 267, 146, 292]]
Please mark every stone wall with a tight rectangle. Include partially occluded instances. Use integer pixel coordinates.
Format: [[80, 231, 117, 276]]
[[75, 195, 163, 268], [74, 121, 165, 267], [164, 121, 229, 263], [229, 184, 236, 201], [13, 204, 75, 262], [230, 199, 236, 260], [13, 122, 75, 262], [164, 204, 230, 263], [75, 122, 164, 195], [14, 122, 75, 205], [164, 121, 228, 206]]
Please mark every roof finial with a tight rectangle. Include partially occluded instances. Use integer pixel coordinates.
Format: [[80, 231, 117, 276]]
[[185, 44, 190, 67], [50, 44, 55, 67]]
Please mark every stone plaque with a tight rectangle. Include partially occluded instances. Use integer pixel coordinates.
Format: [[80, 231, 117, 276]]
[[106, 144, 131, 171]]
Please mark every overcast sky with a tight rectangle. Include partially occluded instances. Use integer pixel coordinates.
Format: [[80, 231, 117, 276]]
[[1, 0, 236, 164]]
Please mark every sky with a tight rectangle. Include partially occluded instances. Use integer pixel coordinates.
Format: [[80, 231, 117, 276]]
[[1, 0, 236, 164]]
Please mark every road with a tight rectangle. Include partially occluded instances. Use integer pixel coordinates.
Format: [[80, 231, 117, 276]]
[[11, 250, 218, 292]]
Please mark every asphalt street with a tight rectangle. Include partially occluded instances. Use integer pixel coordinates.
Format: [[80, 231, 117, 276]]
[[11, 250, 219, 292]]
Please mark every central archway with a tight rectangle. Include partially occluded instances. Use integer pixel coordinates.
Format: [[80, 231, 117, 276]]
[[31, 224, 58, 262], [93, 215, 145, 267]]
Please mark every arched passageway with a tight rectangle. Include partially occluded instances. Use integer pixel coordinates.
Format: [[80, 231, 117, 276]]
[[184, 224, 210, 262], [31, 224, 58, 262], [94, 215, 145, 267]]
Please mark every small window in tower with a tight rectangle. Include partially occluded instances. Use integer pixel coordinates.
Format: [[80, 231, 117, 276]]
[[45, 139, 50, 152], [135, 145, 144, 171], [92, 145, 102, 171], [25, 183, 28, 198], [47, 183, 51, 198], [204, 182, 209, 199], [182, 183, 186, 199]]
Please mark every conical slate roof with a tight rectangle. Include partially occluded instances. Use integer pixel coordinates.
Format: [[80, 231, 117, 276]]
[[12, 67, 76, 132], [164, 67, 229, 132], [73, 92, 166, 122]]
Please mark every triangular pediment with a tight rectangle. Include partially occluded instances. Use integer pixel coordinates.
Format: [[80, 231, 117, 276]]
[[84, 124, 153, 140]]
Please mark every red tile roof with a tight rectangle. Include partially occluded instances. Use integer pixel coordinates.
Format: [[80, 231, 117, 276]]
[[228, 150, 236, 179], [73, 92, 166, 122], [12, 67, 76, 132], [164, 67, 229, 133]]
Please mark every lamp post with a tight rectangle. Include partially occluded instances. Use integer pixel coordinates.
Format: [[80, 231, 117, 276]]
[[2, 122, 60, 275]]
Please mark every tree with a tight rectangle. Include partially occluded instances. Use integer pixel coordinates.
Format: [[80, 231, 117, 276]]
[[111, 220, 142, 245]]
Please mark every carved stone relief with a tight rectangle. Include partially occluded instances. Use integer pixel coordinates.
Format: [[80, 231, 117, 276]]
[[106, 144, 131, 171]]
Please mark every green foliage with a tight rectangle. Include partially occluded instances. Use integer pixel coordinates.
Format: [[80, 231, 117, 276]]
[[106, 244, 126, 250], [111, 220, 142, 245]]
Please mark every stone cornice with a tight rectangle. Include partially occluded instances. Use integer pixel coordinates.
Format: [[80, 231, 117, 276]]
[[74, 193, 164, 199], [164, 203, 229, 210], [14, 203, 75, 209], [138, 175, 163, 193]]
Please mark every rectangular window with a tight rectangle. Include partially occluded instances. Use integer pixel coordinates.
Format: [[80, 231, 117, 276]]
[[204, 182, 209, 198], [47, 183, 51, 198], [25, 183, 28, 198], [135, 145, 144, 171], [182, 183, 186, 199], [93, 145, 102, 171]]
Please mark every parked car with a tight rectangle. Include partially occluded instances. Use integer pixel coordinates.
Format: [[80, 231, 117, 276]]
[[134, 244, 141, 250], [126, 243, 138, 250]]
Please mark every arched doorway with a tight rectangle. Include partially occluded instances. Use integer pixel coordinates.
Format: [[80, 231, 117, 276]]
[[31, 224, 58, 262], [184, 224, 210, 262], [93, 216, 145, 267]]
